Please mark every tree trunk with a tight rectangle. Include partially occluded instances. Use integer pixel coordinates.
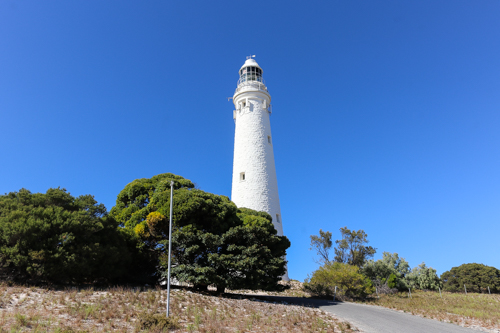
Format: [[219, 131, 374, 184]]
[[195, 284, 208, 291]]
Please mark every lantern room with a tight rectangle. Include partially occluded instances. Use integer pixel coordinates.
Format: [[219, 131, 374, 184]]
[[239, 58, 264, 84]]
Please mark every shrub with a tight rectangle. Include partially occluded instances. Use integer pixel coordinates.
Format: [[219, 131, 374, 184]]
[[0, 188, 132, 284], [137, 312, 178, 331], [406, 263, 442, 291], [441, 263, 500, 293], [303, 262, 374, 299], [362, 252, 410, 291]]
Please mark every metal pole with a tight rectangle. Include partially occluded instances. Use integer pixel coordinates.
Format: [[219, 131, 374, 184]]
[[439, 287, 442, 299], [166, 181, 174, 317], [376, 287, 379, 298], [408, 288, 412, 299], [488, 286, 490, 295], [464, 284, 467, 295], [334, 286, 337, 301]]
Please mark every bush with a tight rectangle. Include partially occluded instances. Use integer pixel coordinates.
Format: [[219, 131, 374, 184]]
[[137, 312, 178, 331], [0, 188, 132, 284], [441, 263, 500, 293], [303, 262, 374, 299], [362, 252, 410, 291], [406, 263, 442, 291]]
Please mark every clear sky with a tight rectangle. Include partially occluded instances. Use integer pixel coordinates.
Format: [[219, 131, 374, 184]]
[[1, 0, 499, 282]]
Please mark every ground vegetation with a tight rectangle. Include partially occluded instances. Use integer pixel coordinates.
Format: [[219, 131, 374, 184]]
[[359, 289, 500, 332], [0, 283, 356, 332]]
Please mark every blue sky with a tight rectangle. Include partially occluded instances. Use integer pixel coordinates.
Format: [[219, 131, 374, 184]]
[[1, 0, 499, 282]]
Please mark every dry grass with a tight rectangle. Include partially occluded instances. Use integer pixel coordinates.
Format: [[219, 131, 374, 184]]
[[0, 283, 356, 332], [227, 280, 310, 298], [359, 290, 500, 332]]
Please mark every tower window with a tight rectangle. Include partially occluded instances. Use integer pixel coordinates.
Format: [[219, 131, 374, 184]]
[[240, 172, 245, 181], [268, 136, 272, 144], [276, 214, 281, 223]]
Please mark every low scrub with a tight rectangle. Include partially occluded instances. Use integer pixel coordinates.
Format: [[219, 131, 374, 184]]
[[303, 262, 374, 299], [137, 312, 178, 331], [0, 283, 356, 332]]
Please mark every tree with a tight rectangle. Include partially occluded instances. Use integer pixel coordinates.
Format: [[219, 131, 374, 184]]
[[362, 252, 410, 291], [405, 263, 441, 291], [0, 188, 132, 284], [309, 229, 332, 264], [441, 263, 500, 293], [333, 227, 376, 267], [303, 262, 374, 299], [110, 173, 290, 292]]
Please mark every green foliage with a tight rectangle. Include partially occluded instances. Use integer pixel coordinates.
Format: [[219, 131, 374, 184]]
[[387, 273, 398, 289], [441, 263, 500, 293], [406, 263, 442, 291], [333, 227, 376, 267], [363, 252, 410, 290], [303, 262, 375, 299], [309, 229, 332, 264], [110, 173, 194, 229], [0, 188, 131, 284], [109, 173, 196, 281], [167, 194, 289, 291], [110, 173, 290, 292]]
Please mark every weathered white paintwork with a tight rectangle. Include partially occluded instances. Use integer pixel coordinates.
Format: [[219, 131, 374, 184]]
[[231, 58, 289, 280]]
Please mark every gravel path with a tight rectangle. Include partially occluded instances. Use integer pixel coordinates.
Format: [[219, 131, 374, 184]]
[[257, 295, 478, 333]]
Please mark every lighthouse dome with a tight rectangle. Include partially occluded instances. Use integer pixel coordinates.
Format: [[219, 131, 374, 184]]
[[238, 57, 264, 84], [239, 58, 263, 72]]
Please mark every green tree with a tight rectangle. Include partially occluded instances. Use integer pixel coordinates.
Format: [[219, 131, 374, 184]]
[[362, 252, 410, 290], [0, 188, 131, 284], [405, 262, 441, 291], [303, 262, 374, 299], [110, 173, 196, 281], [441, 263, 500, 293], [333, 227, 376, 267], [110, 173, 290, 292], [309, 229, 332, 264]]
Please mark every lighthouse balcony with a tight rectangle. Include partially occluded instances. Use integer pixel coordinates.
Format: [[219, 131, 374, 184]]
[[234, 79, 268, 94]]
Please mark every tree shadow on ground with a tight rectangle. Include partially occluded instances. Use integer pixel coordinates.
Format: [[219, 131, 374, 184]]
[[226, 293, 344, 309]]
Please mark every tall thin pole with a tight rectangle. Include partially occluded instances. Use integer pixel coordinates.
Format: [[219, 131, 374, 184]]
[[166, 181, 174, 317]]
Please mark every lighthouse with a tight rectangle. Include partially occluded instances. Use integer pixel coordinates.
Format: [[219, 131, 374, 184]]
[[231, 56, 289, 280]]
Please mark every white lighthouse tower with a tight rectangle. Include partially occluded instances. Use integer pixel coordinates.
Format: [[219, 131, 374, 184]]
[[231, 56, 289, 280]]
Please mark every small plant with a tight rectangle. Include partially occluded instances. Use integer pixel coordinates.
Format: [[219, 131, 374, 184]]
[[15, 314, 29, 327], [137, 312, 178, 331], [339, 321, 352, 332], [194, 312, 202, 329]]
